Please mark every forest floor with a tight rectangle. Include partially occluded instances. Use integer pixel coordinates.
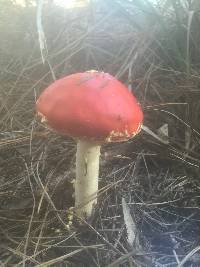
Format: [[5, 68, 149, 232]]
[[1, 1, 200, 266]]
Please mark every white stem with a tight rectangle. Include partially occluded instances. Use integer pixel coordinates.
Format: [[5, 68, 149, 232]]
[[75, 140, 101, 219]]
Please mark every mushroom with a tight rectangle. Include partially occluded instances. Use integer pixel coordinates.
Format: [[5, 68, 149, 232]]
[[36, 70, 143, 219]]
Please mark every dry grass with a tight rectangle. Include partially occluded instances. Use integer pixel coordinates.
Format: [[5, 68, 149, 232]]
[[1, 0, 200, 266]]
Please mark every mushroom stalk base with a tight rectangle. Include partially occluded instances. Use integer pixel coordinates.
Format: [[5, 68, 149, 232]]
[[75, 140, 101, 219]]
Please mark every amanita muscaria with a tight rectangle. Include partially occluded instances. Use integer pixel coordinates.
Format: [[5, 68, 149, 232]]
[[36, 70, 143, 219]]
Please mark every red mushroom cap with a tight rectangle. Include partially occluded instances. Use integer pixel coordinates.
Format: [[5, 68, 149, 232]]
[[36, 71, 143, 143]]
